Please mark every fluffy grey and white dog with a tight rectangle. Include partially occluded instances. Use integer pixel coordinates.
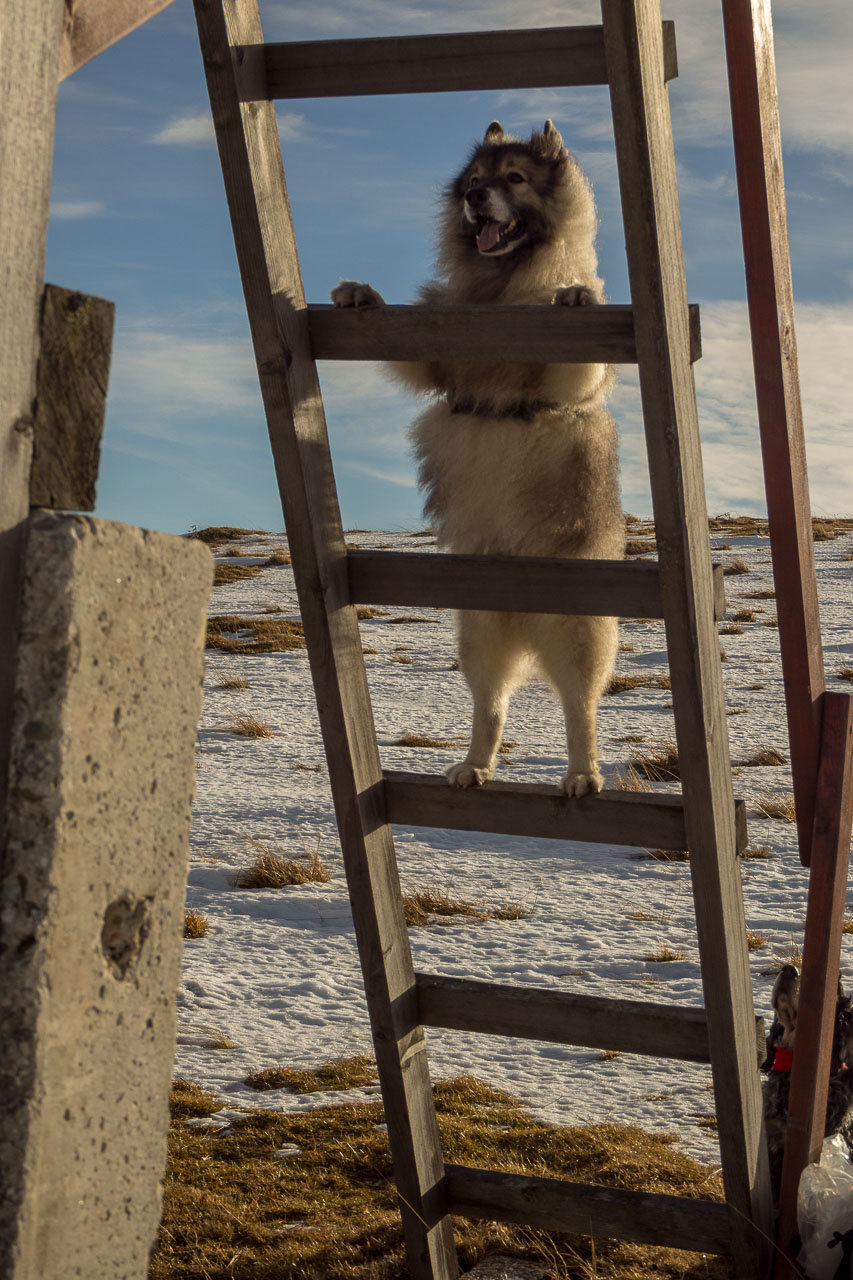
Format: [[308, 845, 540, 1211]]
[[332, 121, 623, 796]]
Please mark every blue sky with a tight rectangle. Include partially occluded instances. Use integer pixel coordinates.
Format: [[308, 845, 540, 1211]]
[[47, 0, 852, 535]]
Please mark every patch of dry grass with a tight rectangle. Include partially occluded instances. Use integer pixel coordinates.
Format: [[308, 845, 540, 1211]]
[[232, 837, 331, 889], [763, 617, 779, 628], [718, 625, 743, 636], [183, 908, 209, 939], [732, 608, 757, 623], [754, 793, 797, 822], [722, 558, 750, 576], [597, 1050, 621, 1062], [740, 845, 772, 860], [151, 1074, 730, 1280], [215, 675, 249, 690], [393, 731, 459, 749], [625, 539, 656, 555], [762, 945, 803, 976], [231, 714, 274, 739], [631, 740, 680, 782], [213, 562, 263, 586], [734, 747, 787, 768], [640, 848, 690, 863], [837, 666, 853, 682], [402, 885, 530, 928], [606, 674, 671, 695], [613, 765, 652, 793], [206, 614, 306, 653], [245, 1055, 378, 1095], [644, 942, 688, 963], [743, 589, 776, 600], [356, 606, 389, 619], [262, 547, 291, 566], [746, 930, 769, 951], [189, 525, 263, 546]]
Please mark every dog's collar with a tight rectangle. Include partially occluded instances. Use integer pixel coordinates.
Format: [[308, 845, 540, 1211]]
[[447, 396, 559, 423], [772, 1046, 794, 1072]]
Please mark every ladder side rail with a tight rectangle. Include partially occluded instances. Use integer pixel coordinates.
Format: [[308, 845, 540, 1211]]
[[774, 692, 853, 1279], [192, 4, 457, 1276], [601, 1, 773, 1272], [260, 23, 678, 98], [720, 0, 825, 867]]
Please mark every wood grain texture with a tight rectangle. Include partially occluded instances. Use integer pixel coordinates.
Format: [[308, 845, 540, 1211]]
[[30, 286, 114, 511], [602, 1, 772, 1270], [416, 973, 766, 1064], [58, 0, 176, 80], [774, 692, 853, 1279], [260, 23, 678, 98], [0, 0, 65, 842], [307, 303, 701, 364], [192, 3, 457, 1275], [349, 549, 725, 620], [383, 770, 749, 854], [444, 1166, 731, 1253], [720, 0, 825, 868]]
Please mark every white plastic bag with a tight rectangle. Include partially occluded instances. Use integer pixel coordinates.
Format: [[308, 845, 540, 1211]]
[[798, 1134, 853, 1280]]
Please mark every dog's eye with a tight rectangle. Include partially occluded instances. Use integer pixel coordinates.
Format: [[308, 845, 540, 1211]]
[[507, 172, 526, 184]]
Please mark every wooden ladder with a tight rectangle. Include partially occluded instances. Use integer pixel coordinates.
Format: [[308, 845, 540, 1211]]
[[193, 1, 774, 1274]]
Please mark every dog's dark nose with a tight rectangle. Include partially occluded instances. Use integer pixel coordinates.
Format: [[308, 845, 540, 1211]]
[[465, 185, 488, 207]]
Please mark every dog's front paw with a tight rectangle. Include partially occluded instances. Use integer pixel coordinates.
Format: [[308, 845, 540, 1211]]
[[331, 280, 385, 308], [446, 761, 493, 788], [563, 768, 604, 798], [554, 285, 597, 307]]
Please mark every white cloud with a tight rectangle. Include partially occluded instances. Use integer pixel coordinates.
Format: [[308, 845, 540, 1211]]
[[49, 199, 105, 219], [612, 299, 853, 517], [342, 459, 417, 488], [150, 111, 215, 146], [150, 107, 310, 146]]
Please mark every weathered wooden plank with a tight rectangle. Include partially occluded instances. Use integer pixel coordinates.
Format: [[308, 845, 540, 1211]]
[[308, 303, 702, 365], [192, 4, 457, 1276], [775, 692, 853, 1279], [260, 23, 678, 99], [58, 0, 177, 80], [416, 973, 766, 1064], [0, 0, 65, 843], [720, 0, 825, 868], [601, 1, 772, 1271], [384, 770, 749, 854], [349, 549, 726, 621], [30, 286, 114, 512], [444, 1166, 732, 1253]]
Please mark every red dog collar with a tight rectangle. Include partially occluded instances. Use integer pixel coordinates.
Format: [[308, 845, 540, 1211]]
[[772, 1047, 794, 1072]]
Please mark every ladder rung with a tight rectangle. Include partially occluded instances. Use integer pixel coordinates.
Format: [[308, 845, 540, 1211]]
[[349, 550, 726, 622], [308, 303, 701, 365], [416, 973, 765, 1063], [260, 25, 677, 99], [444, 1165, 731, 1253], [383, 771, 749, 853]]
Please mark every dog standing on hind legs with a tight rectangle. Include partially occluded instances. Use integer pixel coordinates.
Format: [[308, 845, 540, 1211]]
[[332, 120, 624, 796]]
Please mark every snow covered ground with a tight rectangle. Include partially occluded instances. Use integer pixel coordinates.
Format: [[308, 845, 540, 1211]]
[[177, 519, 853, 1168]]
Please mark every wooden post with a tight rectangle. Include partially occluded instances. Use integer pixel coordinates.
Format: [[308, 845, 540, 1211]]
[[601, 1, 773, 1272], [773, 692, 853, 1279], [0, 0, 65, 835], [720, 0, 825, 867], [58, 0, 177, 80], [30, 286, 114, 512]]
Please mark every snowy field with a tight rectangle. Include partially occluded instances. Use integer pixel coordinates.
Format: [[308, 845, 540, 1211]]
[[177, 519, 853, 1168]]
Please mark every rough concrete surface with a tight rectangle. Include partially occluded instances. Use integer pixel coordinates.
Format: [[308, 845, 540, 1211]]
[[0, 512, 212, 1279]]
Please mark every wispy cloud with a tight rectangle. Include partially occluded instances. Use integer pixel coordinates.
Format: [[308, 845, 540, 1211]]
[[150, 108, 312, 146], [150, 111, 215, 146], [342, 459, 417, 488], [49, 199, 105, 220]]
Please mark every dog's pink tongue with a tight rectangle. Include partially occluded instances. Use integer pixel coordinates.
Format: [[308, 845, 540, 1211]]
[[476, 220, 506, 252]]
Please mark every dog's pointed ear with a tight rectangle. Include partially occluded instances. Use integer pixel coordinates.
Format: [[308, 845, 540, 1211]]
[[484, 120, 505, 143], [531, 119, 568, 161]]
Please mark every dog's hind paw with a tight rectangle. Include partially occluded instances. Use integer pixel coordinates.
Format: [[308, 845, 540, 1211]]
[[331, 280, 385, 308], [563, 769, 604, 798], [446, 762, 492, 788], [554, 285, 597, 307]]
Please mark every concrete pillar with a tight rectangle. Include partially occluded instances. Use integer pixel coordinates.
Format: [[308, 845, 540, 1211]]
[[0, 511, 212, 1279]]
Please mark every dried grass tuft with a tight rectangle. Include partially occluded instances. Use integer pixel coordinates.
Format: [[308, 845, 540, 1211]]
[[232, 837, 331, 889], [183, 908, 209, 939], [754, 793, 797, 822]]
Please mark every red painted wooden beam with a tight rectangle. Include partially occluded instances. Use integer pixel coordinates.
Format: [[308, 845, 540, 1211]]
[[774, 692, 853, 1278], [720, 0, 825, 867]]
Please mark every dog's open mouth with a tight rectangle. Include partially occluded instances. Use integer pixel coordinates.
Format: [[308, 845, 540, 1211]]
[[475, 218, 526, 255]]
